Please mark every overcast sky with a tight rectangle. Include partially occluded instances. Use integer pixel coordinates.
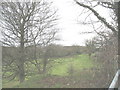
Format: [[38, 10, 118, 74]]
[[51, 0, 96, 46], [52, 0, 111, 46]]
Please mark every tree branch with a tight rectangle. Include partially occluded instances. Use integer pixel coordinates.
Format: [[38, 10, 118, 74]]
[[74, 0, 117, 36]]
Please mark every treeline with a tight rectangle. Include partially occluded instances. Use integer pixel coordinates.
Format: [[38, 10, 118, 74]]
[[2, 44, 86, 60]]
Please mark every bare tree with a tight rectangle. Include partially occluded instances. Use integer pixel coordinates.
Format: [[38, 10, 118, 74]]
[[0, 1, 58, 83], [74, 0, 118, 87], [85, 39, 96, 57]]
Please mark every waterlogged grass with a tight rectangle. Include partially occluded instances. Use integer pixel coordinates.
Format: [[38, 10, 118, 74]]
[[3, 54, 97, 88]]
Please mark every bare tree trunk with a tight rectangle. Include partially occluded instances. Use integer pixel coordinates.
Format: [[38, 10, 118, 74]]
[[34, 44, 42, 74], [42, 47, 49, 73], [18, 59, 25, 83], [18, 49, 25, 83], [43, 57, 47, 73], [19, 25, 25, 83]]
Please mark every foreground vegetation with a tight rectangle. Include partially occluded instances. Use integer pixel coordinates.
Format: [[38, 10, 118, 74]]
[[3, 54, 99, 88]]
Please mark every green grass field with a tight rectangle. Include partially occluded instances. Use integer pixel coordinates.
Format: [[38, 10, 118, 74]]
[[50, 54, 95, 76], [2, 54, 98, 88]]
